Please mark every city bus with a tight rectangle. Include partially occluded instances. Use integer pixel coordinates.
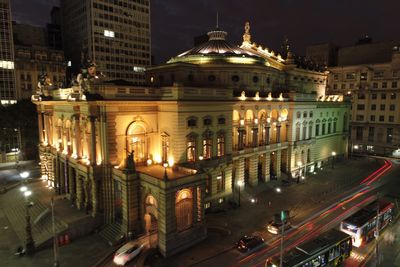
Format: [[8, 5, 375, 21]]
[[340, 199, 394, 247], [267, 229, 352, 267]]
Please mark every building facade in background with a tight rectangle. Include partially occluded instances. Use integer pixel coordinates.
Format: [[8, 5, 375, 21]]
[[0, 0, 16, 104], [33, 23, 349, 257], [60, 0, 151, 85], [327, 45, 400, 156], [13, 22, 66, 99]]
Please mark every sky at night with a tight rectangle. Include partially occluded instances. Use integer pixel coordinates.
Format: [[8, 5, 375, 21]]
[[10, 0, 400, 64]]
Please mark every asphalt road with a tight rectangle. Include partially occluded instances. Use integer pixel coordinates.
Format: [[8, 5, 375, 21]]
[[182, 158, 399, 267]]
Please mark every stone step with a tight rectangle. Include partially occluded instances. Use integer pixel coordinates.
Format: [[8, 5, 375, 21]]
[[99, 223, 123, 246]]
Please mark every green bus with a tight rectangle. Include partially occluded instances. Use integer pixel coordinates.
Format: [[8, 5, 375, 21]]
[[267, 229, 352, 267]]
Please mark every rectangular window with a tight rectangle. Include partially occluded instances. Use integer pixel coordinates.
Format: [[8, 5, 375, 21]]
[[187, 138, 196, 162], [390, 93, 396, 99], [349, 83, 354, 89], [372, 82, 378, 88], [358, 93, 365, 99], [217, 135, 225, 156], [370, 115, 375, 121], [368, 127, 374, 142], [380, 104, 385, 111], [346, 72, 356, 80], [216, 172, 225, 193], [387, 128, 393, 144], [392, 81, 398, 88], [382, 82, 387, 88], [356, 115, 364, 121], [371, 104, 376, 110], [389, 116, 394, 122], [356, 127, 363, 141], [104, 29, 115, 38], [322, 124, 326, 135], [328, 123, 332, 134], [393, 71, 398, 78], [381, 93, 386, 99], [360, 72, 368, 80], [379, 115, 385, 122], [373, 71, 384, 78], [390, 104, 395, 111], [357, 104, 365, 110], [315, 124, 320, 137], [203, 139, 212, 159], [341, 84, 346, 90], [333, 121, 337, 133], [333, 74, 339, 80], [372, 93, 377, 99], [333, 84, 338, 90]]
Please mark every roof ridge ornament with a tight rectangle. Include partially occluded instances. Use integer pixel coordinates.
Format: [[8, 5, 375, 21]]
[[243, 21, 251, 44]]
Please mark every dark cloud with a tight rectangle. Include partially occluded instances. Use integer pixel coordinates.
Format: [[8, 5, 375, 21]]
[[11, 0, 400, 64]]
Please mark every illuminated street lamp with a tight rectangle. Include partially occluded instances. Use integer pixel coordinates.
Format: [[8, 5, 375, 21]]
[[163, 162, 169, 181], [276, 187, 282, 193], [237, 180, 244, 207], [22, 189, 35, 255], [331, 151, 336, 169]]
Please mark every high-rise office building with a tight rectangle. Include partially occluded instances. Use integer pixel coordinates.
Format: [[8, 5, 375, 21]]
[[60, 0, 151, 85], [0, 0, 16, 104]]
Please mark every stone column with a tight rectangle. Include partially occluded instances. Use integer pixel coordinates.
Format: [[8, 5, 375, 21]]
[[76, 175, 84, 209], [263, 153, 271, 182], [158, 189, 176, 257], [121, 173, 140, 236], [276, 123, 281, 143], [265, 125, 271, 145], [192, 186, 198, 224], [238, 129, 245, 150], [73, 117, 81, 158], [89, 116, 97, 165], [275, 150, 282, 179], [252, 128, 258, 147], [235, 158, 245, 185], [248, 155, 259, 186], [38, 112, 44, 143]]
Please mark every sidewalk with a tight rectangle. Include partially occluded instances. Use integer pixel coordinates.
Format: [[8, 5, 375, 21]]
[[150, 157, 383, 267]]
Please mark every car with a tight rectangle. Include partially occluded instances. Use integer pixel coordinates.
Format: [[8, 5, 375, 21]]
[[267, 220, 291, 235], [236, 235, 265, 252], [113, 242, 144, 266]]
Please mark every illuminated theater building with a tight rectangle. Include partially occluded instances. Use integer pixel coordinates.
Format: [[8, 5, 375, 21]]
[[33, 23, 349, 256]]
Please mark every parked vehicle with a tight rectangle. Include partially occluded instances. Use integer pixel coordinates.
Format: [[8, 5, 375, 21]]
[[113, 242, 144, 266], [236, 235, 265, 252]]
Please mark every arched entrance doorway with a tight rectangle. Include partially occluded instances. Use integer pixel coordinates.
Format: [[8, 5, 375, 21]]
[[175, 189, 193, 231], [144, 195, 158, 247], [126, 122, 148, 164]]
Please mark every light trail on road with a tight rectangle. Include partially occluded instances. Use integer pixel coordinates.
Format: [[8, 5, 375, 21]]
[[237, 158, 394, 267]]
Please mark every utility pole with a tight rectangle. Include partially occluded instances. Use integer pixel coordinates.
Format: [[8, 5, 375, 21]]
[[279, 210, 288, 267], [375, 197, 380, 266]]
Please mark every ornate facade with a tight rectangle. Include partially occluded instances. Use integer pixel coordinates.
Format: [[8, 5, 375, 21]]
[[33, 23, 349, 256]]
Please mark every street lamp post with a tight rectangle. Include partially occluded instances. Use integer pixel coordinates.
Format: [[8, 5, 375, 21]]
[[237, 180, 244, 207], [51, 197, 59, 267], [20, 187, 35, 255], [279, 210, 288, 267], [375, 195, 381, 265], [296, 161, 302, 184], [331, 151, 336, 169]]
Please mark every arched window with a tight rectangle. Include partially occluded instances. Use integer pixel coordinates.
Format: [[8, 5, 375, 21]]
[[187, 117, 197, 127], [186, 134, 196, 162], [328, 119, 332, 134], [127, 123, 147, 163], [307, 149, 311, 163], [333, 118, 337, 133], [302, 122, 307, 140], [322, 119, 326, 135], [296, 111, 301, 119], [175, 189, 193, 231], [217, 132, 225, 157], [203, 116, 212, 126], [315, 119, 320, 136], [296, 123, 301, 141], [202, 130, 213, 159], [308, 122, 313, 139]]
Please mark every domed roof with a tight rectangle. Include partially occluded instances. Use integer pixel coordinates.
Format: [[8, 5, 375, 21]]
[[177, 29, 257, 57], [167, 28, 265, 65]]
